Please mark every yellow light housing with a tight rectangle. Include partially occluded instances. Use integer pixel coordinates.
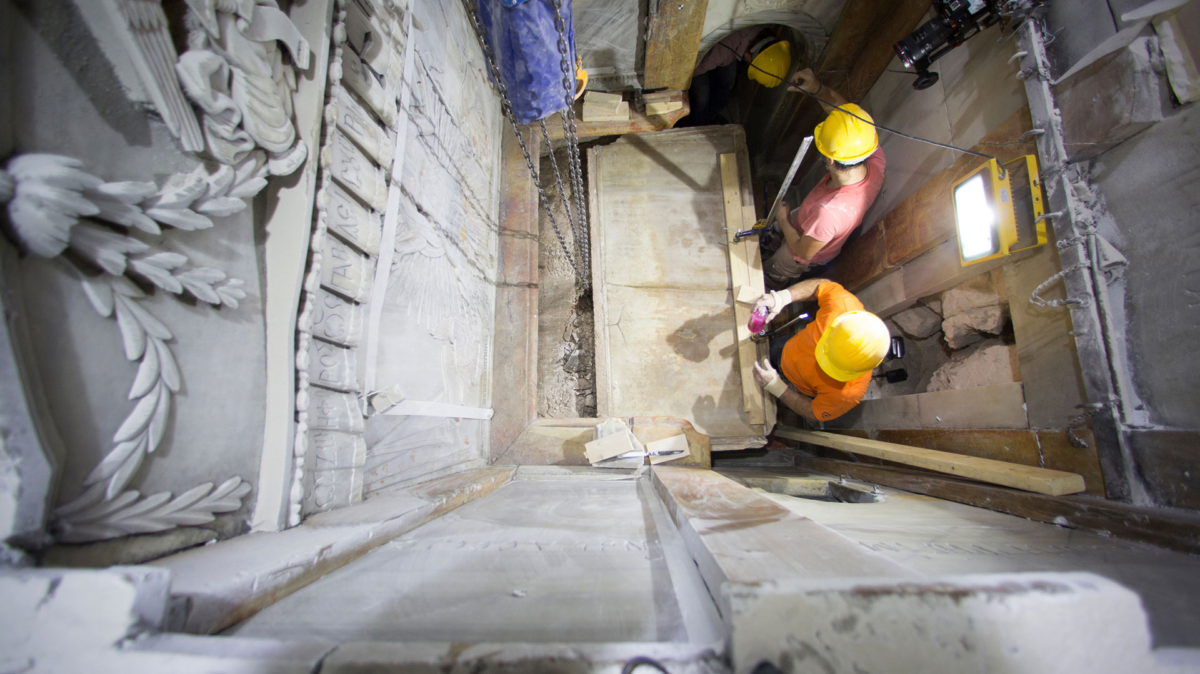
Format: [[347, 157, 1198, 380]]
[[952, 155, 1048, 266]]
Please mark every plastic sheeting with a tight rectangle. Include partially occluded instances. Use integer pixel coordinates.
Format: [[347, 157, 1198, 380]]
[[477, 0, 578, 124], [574, 0, 643, 90]]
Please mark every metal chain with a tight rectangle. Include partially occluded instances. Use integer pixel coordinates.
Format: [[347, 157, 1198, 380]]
[[1067, 403, 1105, 449], [1029, 261, 1092, 308], [461, 0, 584, 283], [537, 118, 582, 267], [549, 0, 591, 282]]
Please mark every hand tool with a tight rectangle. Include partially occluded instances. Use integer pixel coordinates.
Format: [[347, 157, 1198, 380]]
[[733, 136, 813, 243]]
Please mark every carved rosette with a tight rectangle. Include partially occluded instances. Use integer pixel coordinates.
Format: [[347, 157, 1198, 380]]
[[290, 0, 410, 526]]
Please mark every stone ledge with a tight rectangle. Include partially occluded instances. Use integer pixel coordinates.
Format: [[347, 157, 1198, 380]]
[[152, 467, 514, 635]]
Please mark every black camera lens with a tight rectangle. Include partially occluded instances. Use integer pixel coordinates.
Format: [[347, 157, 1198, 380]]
[[894, 13, 958, 69]]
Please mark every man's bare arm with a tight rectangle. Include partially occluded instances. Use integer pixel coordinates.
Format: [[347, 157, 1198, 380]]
[[789, 68, 849, 114], [785, 277, 831, 303], [777, 388, 818, 420]]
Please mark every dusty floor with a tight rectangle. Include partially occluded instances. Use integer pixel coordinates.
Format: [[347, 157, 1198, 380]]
[[537, 146, 597, 418]]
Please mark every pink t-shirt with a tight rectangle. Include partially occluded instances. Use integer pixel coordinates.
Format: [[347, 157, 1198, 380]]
[[694, 26, 768, 76], [787, 147, 886, 265]]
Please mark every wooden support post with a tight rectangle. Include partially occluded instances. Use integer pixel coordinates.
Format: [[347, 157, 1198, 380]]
[[644, 0, 710, 91], [776, 427, 1086, 496], [720, 154, 764, 426]]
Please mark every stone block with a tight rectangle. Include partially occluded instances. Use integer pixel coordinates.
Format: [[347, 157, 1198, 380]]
[[1054, 37, 1166, 161], [0, 567, 171, 669], [729, 573, 1155, 674], [942, 306, 1007, 349], [891, 303, 942, 339], [926, 338, 1019, 392]]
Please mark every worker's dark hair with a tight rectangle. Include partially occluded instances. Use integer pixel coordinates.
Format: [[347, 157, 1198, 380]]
[[831, 158, 864, 172]]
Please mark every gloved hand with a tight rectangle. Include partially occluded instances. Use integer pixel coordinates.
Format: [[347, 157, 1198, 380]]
[[753, 358, 788, 398], [753, 288, 792, 323]]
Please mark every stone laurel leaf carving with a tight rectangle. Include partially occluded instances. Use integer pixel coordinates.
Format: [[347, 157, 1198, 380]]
[[53, 477, 253, 543], [0, 153, 259, 542], [0, 154, 251, 307], [50, 273, 252, 542]]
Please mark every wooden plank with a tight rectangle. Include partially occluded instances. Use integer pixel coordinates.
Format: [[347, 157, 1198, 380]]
[[544, 93, 689, 140], [733, 139, 775, 432], [775, 428, 1086, 496], [792, 455, 1200, 556], [644, 0, 710, 91], [720, 154, 763, 425], [873, 429, 1106, 497], [588, 147, 611, 415]]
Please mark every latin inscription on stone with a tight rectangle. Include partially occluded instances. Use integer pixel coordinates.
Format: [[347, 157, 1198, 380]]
[[325, 132, 387, 211], [308, 388, 364, 434], [319, 235, 373, 303], [302, 429, 366, 514], [308, 339, 360, 393], [310, 288, 364, 347], [325, 181, 382, 255], [340, 49, 394, 127], [332, 87, 393, 168]]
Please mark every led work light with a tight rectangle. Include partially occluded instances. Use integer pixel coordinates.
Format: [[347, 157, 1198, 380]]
[[951, 154, 1048, 266]]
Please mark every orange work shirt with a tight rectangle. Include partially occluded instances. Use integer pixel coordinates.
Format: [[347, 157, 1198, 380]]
[[779, 282, 872, 421]]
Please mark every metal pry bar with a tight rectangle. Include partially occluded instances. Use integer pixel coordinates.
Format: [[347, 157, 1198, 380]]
[[734, 136, 814, 243]]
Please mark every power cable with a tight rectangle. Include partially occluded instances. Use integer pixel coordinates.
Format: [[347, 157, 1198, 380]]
[[713, 41, 997, 161]]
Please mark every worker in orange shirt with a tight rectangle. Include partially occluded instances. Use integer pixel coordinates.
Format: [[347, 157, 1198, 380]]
[[751, 278, 889, 422]]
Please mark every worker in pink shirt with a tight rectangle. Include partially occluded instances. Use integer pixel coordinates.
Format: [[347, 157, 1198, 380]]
[[763, 68, 886, 290]]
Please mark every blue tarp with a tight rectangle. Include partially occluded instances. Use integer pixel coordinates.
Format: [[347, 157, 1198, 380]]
[[476, 0, 576, 125]]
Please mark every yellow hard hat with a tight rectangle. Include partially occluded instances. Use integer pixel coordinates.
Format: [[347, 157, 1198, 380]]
[[815, 310, 890, 382], [814, 103, 879, 164], [748, 40, 791, 88]]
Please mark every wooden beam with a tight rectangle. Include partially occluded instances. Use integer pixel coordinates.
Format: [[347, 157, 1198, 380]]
[[775, 427, 1086, 496], [644, 0, 710, 91], [543, 92, 689, 140], [792, 454, 1200, 556], [720, 154, 764, 426]]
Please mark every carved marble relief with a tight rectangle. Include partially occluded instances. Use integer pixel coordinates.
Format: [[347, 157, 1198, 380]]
[[292, 0, 410, 525], [0, 154, 255, 543], [361, 0, 502, 493], [175, 2, 310, 172]]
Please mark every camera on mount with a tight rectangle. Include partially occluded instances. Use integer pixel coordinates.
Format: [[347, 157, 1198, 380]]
[[894, 0, 1003, 90]]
